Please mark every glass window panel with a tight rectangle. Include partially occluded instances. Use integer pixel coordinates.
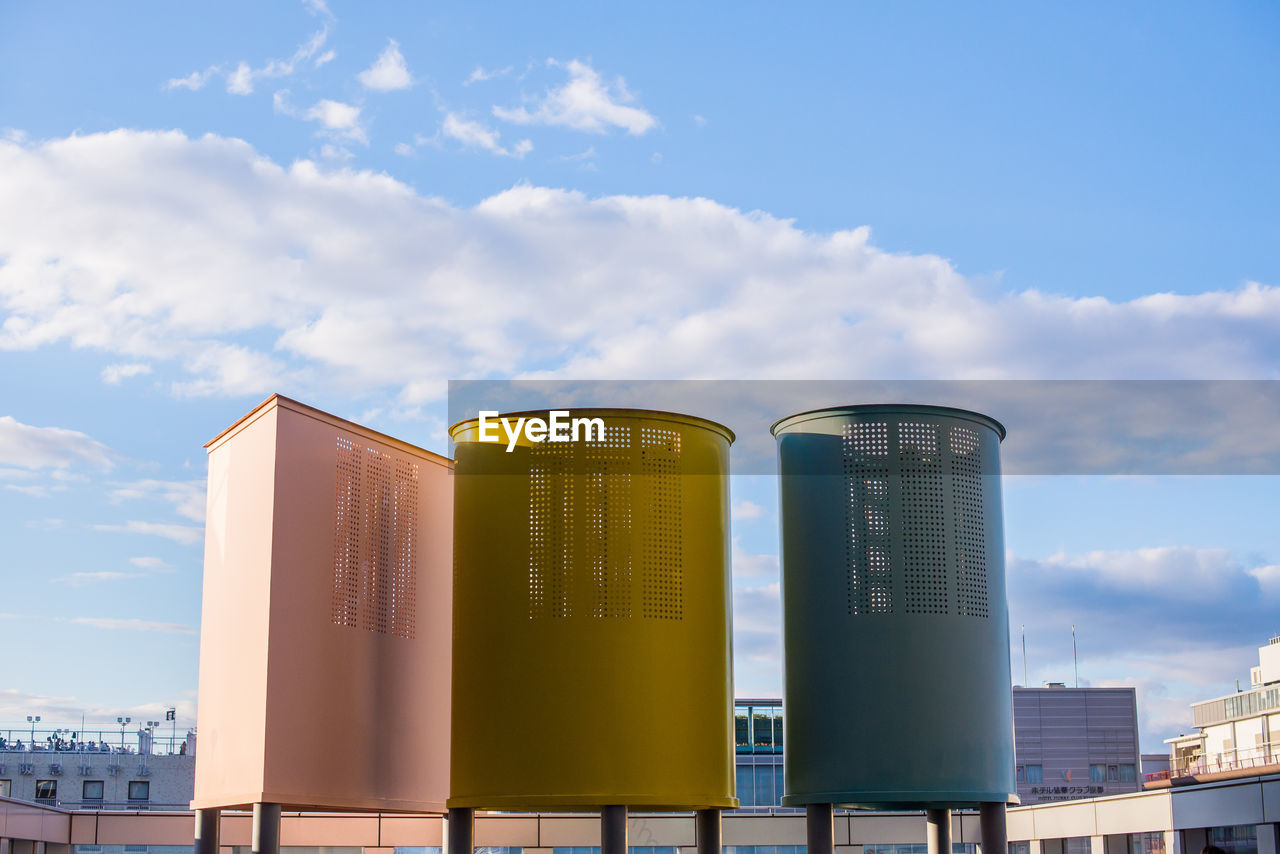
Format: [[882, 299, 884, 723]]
[[753, 712, 773, 748], [1090, 764, 1107, 783], [1118, 764, 1137, 782], [35, 779, 57, 800], [737, 764, 755, 807], [1026, 764, 1043, 783], [1208, 826, 1257, 854], [754, 764, 775, 806], [83, 780, 104, 800], [736, 714, 750, 751]]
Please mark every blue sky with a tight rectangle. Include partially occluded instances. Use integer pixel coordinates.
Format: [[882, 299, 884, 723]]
[[2, 1, 1279, 752]]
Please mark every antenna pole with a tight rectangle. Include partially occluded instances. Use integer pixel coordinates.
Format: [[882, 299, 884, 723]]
[[1021, 624, 1027, 687], [1072, 624, 1078, 688]]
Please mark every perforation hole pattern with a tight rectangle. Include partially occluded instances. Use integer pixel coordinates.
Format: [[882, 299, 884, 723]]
[[842, 422, 892, 615], [950, 425, 988, 618], [331, 436, 419, 639], [525, 424, 684, 621], [841, 418, 991, 619]]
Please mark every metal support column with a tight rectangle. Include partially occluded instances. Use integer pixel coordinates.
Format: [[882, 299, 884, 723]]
[[806, 803, 834, 854], [980, 802, 1008, 854], [927, 809, 952, 854], [602, 805, 628, 854], [194, 808, 221, 854], [252, 802, 281, 854], [448, 807, 474, 854], [697, 808, 722, 854]]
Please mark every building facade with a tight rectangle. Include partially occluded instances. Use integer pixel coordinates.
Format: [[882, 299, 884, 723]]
[[1160, 637, 1280, 782], [3, 770, 1279, 854], [1013, 686, 1141, 805]]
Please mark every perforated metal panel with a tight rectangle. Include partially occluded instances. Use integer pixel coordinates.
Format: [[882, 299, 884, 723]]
[[774, 404, 1014, 809], [331, 435, 419, 640], [842, 422, 892, 615], [840, 418, 992, 619], [525, 424, 683, 621], [449, 408, 735, 811], [640, 426, 683, 620]]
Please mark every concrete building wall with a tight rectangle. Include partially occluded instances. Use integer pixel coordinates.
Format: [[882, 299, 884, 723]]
[[3, 773, 1279, 851], [0, 753, 194, 809], [1015, 687, 1141, 804]]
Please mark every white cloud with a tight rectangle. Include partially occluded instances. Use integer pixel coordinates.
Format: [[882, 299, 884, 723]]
[[0, 688, 199, 732], [93, 520, 204, 546], [394, 142, 414, 157], [732, 539, 779, 580], [0, 416, 113, 471], [465, 65, 513, 85], [226, 62, 254, 95], [1040, 546, 1240, 597], [165, 65, 219, 91], [732, 499, 765, 521], [358, 39, 412, 91], [101, 362, 151, 384], [1249, 564, 1280, 598], [442, 113, 531, 158], [2, 130, 1280, 410], [109, 479, 206, 522], [70, 617, 196, 634], [693, 114, 707, 127], [493, 59, 657, 135], [130, 556, 174, 570], [301, 0, 332, 18], [54, 571, 145, 586], [173, 27, 330, 97], [303, 99, 367, 144], [5, 483, 62, 497], [734, 581, 781, 665]]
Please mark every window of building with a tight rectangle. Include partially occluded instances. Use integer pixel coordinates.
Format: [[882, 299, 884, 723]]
[[1107, 765, 1119, 781], [753, 711, 774, 748], [1010, 844, 1031, 854], [1016, 765, 1025, 782], [1064, 839, 1092, 854], [82, 780, 104, 800], [1129, 832, 1166, 854], [1118, 764, 1137, 782], [1090, 764, 1107, 782], [736, 764, 755, 807], [735, 713, 750, 751], [0, 779, 10, 797], [1208, 826, 1257, 854], [754, 764, 776, 806], [35, 779, 57, 802], [127, 780, 150, 801], [1025, 764, 1043, 783]]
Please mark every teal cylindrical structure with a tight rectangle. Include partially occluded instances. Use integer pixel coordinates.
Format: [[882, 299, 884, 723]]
[[772, 404, 1015, 810]]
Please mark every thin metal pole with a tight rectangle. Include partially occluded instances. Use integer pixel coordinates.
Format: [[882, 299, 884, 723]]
[[448, 807, 474, 854], [194, 808, 220, 854], [927, 809, 952, 854], [980, 802, 1008, 854], [1072, 625, 1078, 688], [1021, 625, 1027, 687], [252, 802, 281, 854], [806, 803, 834, 854], [602, 805, 628, 854], [697, 808, 722, 854]]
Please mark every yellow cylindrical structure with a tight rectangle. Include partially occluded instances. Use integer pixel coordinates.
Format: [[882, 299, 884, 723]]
[[449, 409, 737, 811]]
